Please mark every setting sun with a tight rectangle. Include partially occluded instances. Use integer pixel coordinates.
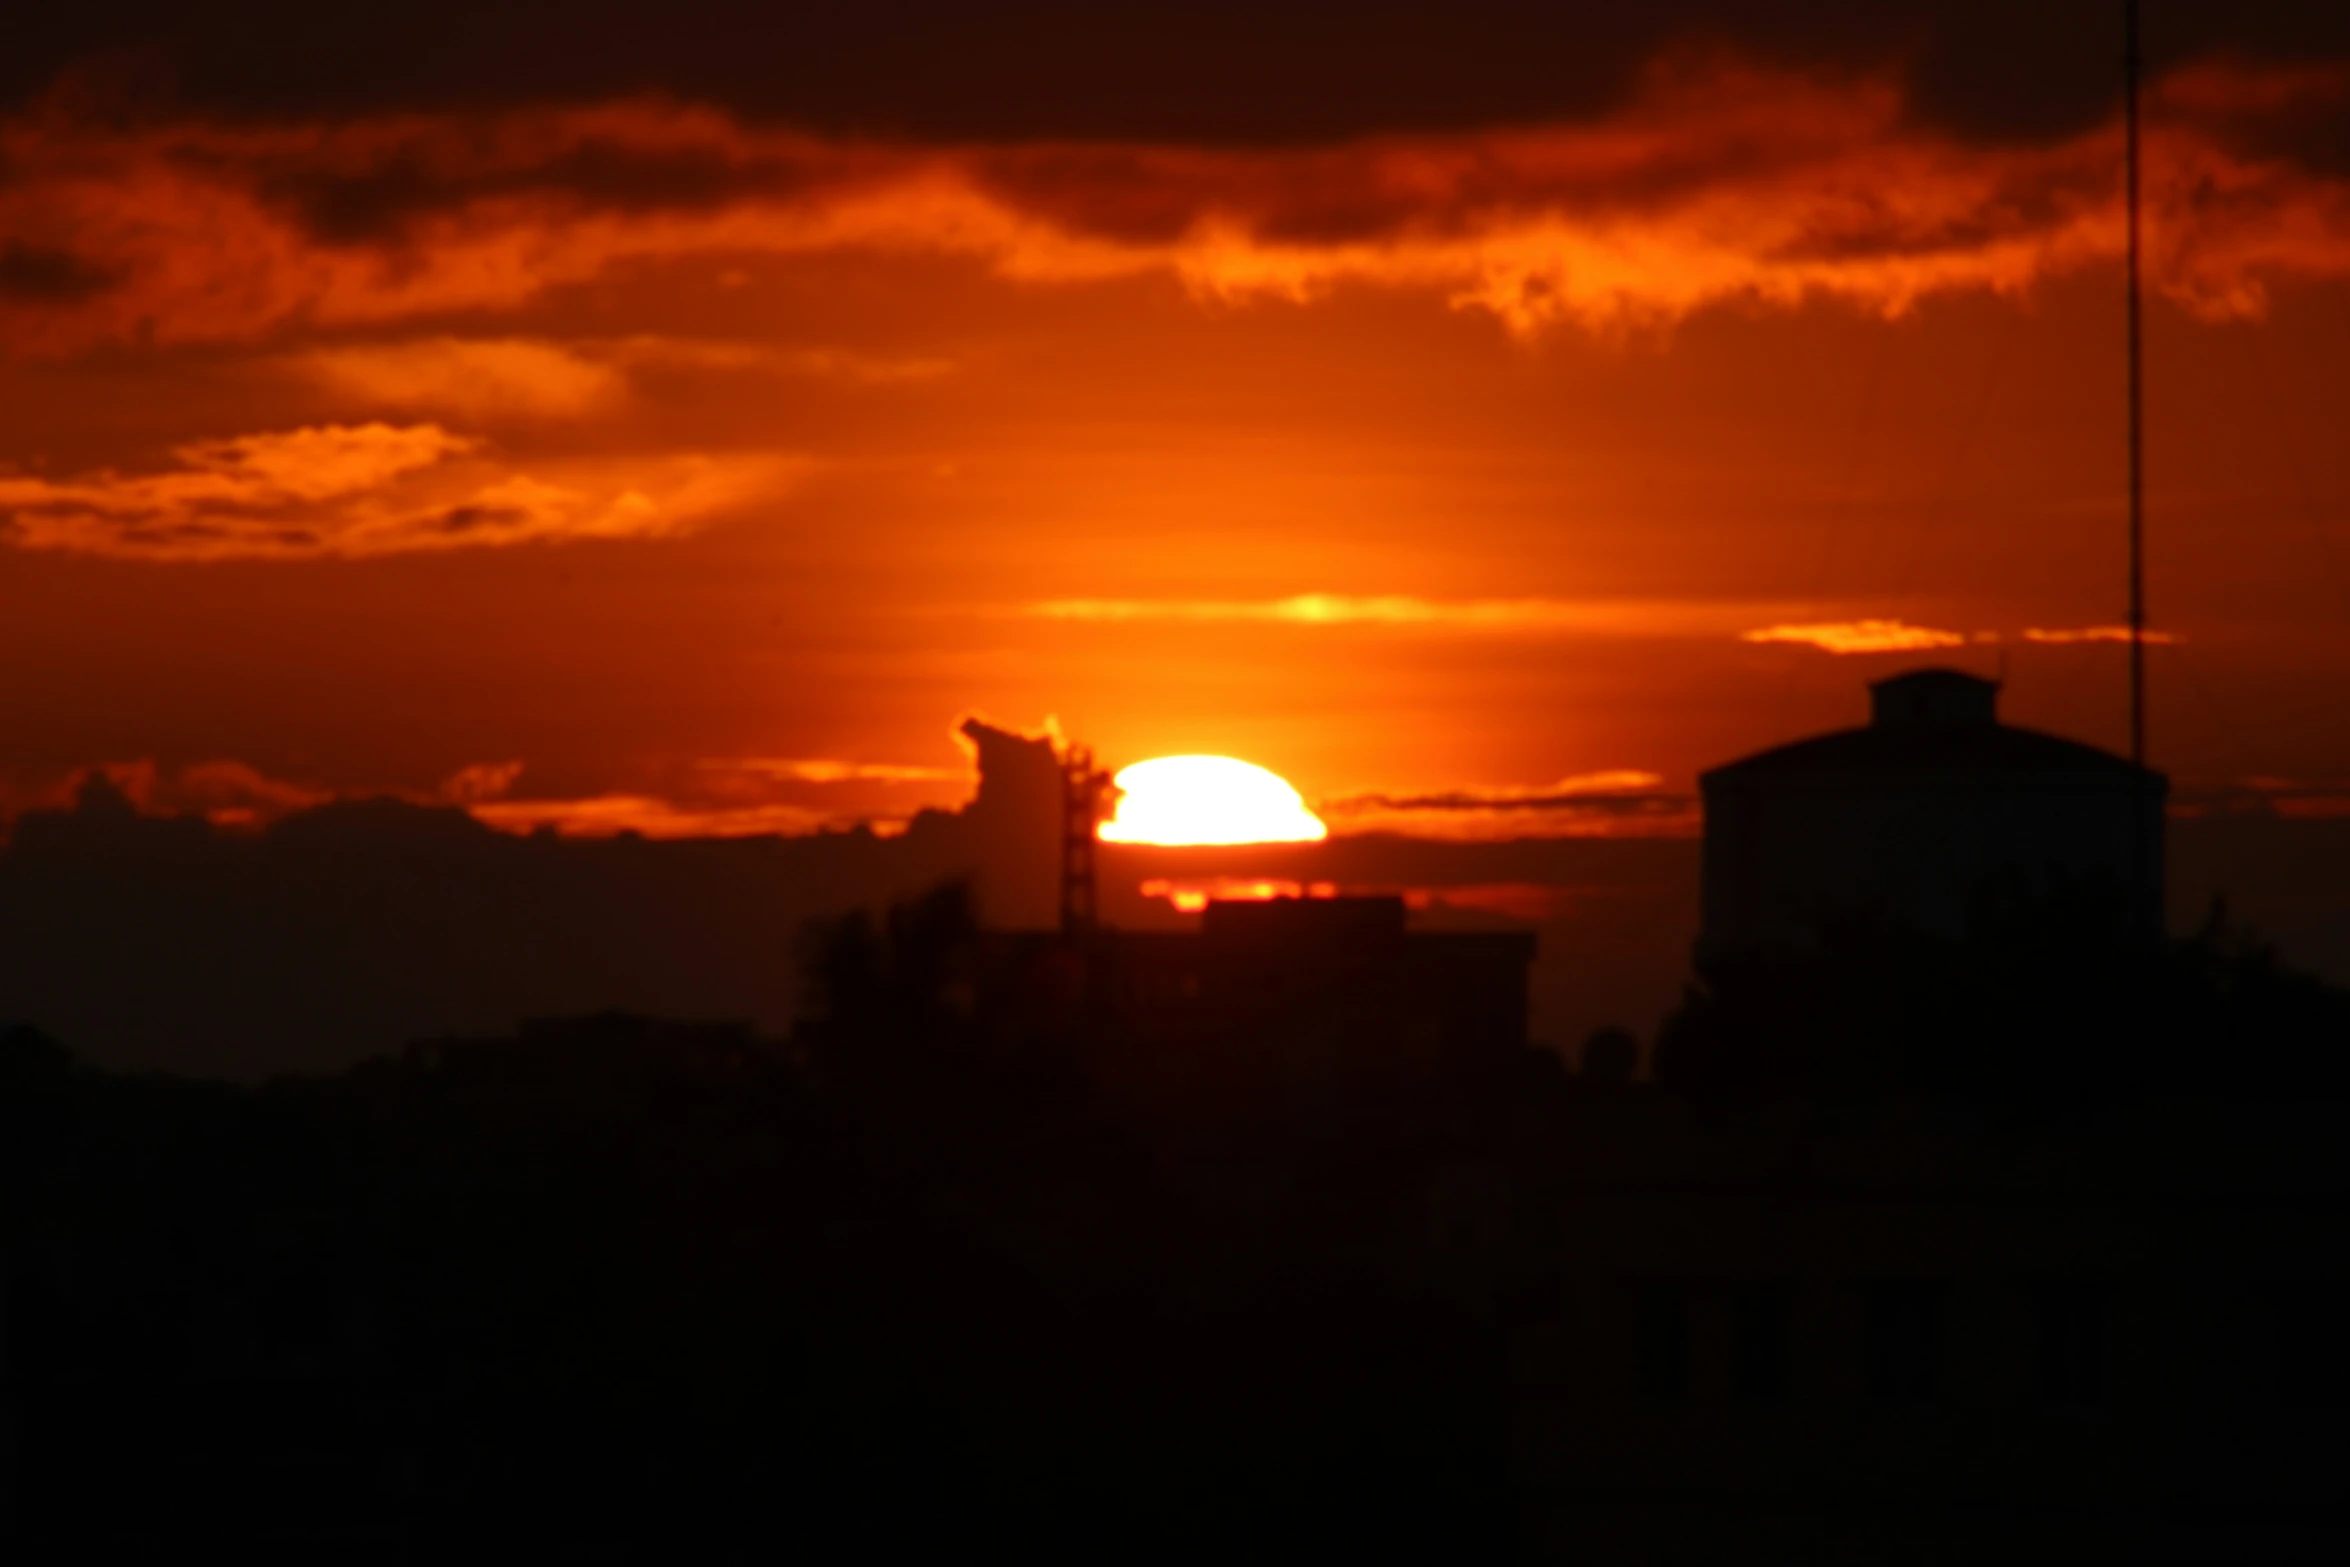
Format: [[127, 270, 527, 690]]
[[1097, 756, 1330, 847]]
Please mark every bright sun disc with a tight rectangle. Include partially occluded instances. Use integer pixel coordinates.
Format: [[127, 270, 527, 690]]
[[1098, 755, 1329, 846]]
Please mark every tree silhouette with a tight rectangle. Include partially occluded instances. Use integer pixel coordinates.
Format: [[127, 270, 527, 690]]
[[1655, 879, 2350, 1110]]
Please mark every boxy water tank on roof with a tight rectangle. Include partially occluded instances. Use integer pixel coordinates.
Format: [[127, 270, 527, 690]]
[[1697, 670, 2166, 963]]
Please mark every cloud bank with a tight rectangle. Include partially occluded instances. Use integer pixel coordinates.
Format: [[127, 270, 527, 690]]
[[3, 58, 2349, 353]]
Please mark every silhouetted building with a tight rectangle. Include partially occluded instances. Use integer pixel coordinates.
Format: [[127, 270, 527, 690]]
[[1698, 669, 2166, 963], [1090, 896, 1536, 1100], [981, 893, 1536, 1106]]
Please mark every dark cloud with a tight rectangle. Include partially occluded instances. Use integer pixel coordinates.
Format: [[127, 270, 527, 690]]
[[0, 239, 116, 300], [261, 135, 835, 245], [9, 3, 2348, 148]]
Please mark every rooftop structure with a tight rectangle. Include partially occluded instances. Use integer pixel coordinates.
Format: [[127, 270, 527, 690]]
[[1104, 895, 1536, 1106], [986, 892, 1537, 1111], [1698, 670, 2167, 963]]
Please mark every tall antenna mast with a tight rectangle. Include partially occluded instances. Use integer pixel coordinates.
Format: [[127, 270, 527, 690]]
[[2125, 0, 2147, 774], [1060, 744, 1110, 935]]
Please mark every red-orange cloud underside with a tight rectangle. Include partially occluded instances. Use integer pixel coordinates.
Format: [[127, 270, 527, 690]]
[[3, 58, 2349, 355]]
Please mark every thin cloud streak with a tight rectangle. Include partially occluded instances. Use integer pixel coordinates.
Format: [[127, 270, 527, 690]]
[[287, 336, 958, 421], [1029, 595, 1727, 633], [1136, 876, 1587, 920], [2171, 776, 2350, 820], [2023, 625, 2182, 644], [1741, 619, 1970, 654], [1326, 800, 1701, 842], [1318, 771, 1696, 841], [705, 758, 970, 784], [290, 339, 630, 418], [467, 794, 850, 839], [1743, 622, 2184, 653], [1320, 771, 1668, 812]]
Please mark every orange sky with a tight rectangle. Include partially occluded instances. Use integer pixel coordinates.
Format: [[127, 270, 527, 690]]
[[5, 30, 2350, 843]]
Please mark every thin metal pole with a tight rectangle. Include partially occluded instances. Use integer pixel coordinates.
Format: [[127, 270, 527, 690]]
[[2126, 0, 2146, 774], [2125, 0, 2155, 932]]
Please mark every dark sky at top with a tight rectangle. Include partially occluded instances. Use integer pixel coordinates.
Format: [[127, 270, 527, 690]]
[[12, 2, 2348, 145]]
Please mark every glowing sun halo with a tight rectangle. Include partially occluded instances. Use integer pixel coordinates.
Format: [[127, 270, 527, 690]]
[[1097, 756, 1329, 847]]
